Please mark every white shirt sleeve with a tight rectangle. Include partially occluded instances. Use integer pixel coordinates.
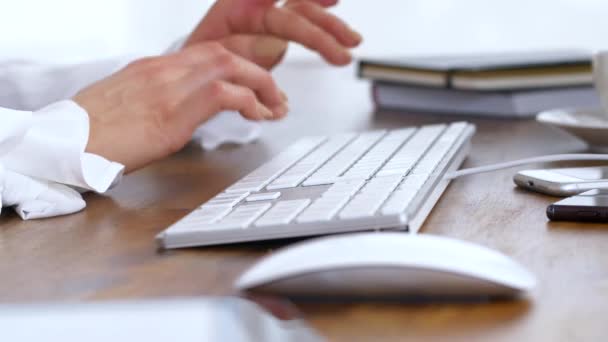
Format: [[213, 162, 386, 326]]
[[0, 58, 130, 111], [0, 102, 124, 192], [0, 102, 121, 219], [0, 36, 183, 111], [0, 54, 134, 219]]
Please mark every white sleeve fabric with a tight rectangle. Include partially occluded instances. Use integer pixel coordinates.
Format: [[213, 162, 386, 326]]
[[0, 35, 191, 111], [0, 58, 130, 111], [1, 167, 86, 220], [1, 101, 124, 192], [0, 58, 130, 219], [0, 102, 124, 219]]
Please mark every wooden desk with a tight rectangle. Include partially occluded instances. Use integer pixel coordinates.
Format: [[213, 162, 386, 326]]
[[1, 61, 607, 342]]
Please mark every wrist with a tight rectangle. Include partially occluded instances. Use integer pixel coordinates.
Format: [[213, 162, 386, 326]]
[[74, 97, 129, 172]]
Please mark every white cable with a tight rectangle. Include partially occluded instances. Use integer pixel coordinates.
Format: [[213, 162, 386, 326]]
[[445, 154, 608, 180]]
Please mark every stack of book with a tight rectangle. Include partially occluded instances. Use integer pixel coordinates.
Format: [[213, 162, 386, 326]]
[[358, 50, 600, 117]]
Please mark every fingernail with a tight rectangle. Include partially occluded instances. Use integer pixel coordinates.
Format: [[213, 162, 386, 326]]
[[341, 50, 352, 64], [353, 31, 363, 44], [280, 91, 288, 102], [259, 104, 274, 119], [272, 102, 289, 118]]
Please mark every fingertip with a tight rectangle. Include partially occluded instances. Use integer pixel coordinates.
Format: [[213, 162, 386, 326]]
[[352, 31, 363, 46], [271, 102, 289, 119], [245, 114, 263, 122], [337, 27, 362, 48], [275, 109, 288, 120], [258, 103, 275, 120], [329, 49, 352, 66]]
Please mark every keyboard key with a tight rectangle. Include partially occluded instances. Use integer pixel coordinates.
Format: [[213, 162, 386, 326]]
[[380, 174, 430, 215], [203, 192, 250, 207], [296, 179, 365, 222], [303, 131, 386, 186], [339, 175, 402, 219], [412, 123, 470, 175], [267, 134, 356, 190], [337, 129, 415, 181], [226, 136, 326, 193], [255, 199, 311, 226], [209, 203, 272, 229], [246, 192, 282, 202], [380, 190, 417, 216], [375, 124, 446, 177], [169, 206, 233, 232]]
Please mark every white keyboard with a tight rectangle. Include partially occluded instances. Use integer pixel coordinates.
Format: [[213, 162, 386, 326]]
[[157, 122, 476, 249]]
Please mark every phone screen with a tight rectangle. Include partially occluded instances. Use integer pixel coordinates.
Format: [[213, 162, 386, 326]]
[[552, 167, 608, 181], [553, 189, 608, 207], [547, 189, 608, 222]]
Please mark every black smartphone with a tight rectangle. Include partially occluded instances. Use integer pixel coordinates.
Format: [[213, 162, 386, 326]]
[[547, 189, 608, 222]]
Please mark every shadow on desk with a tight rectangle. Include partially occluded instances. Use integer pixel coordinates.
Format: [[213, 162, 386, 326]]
[[300, 297, 531, 342]]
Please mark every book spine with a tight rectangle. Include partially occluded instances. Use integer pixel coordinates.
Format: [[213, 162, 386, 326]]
[[356, 61, 365, 79], [371, 81, 526, 117], [371, 81, 598, 117]]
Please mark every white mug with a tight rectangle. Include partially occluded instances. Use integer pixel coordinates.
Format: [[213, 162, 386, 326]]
[[592, 51, 608, 116]]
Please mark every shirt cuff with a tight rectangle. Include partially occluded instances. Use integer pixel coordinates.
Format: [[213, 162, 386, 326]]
[[0, 100, 124, 193], [1, 167, 86, 220]]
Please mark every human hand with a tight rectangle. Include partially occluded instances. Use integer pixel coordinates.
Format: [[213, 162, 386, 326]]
[[75, 42, 288, 172], [184, 0, 362, 69]]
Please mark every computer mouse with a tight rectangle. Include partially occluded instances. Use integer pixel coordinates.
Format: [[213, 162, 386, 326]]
[[235, 233, 536, 298]]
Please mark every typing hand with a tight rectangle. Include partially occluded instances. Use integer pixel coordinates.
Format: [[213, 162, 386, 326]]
[[184, 0, 362, 69], [75, 42, 288, 172]]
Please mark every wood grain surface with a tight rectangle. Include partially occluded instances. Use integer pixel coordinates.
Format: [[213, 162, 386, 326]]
[[1, 61, 607, 341]]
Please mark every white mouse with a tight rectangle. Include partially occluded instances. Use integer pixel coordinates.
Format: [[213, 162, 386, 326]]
[[235, 233, 536, 298]]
